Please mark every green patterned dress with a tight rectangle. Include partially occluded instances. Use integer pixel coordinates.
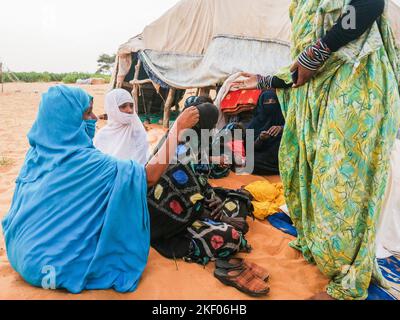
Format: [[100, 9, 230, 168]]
[[275, 0, 400, 300]]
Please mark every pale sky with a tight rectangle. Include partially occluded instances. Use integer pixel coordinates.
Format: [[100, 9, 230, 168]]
[[2, 0, 400, 73], [0, 0, 179, 73]]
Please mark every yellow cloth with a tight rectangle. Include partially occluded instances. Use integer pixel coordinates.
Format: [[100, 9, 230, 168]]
[[190, 193, 204, 204], [244, 180, 285, 220]]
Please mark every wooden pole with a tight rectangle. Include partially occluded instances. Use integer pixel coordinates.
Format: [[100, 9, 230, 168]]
[[0, 63, 3, 93], [198, 87, 210, 97], [163, 88, 176, 128], [131, 60, 141, 114]]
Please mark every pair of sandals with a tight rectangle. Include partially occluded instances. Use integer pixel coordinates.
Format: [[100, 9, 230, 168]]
[[214, 258, 270, 297]]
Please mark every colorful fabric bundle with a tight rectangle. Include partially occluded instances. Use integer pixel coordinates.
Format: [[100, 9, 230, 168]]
[[244, 180, 285, 220], [220, 89, 261, 115], [185, 219, 250, 266], [147, 163, 208, 242], [213, 187, 254, 235]]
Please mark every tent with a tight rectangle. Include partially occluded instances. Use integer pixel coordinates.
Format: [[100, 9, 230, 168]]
[[112, 0, 400, 125], [112, 0, 292, 91]]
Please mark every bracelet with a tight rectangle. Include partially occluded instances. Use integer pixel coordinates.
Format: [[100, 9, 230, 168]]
[[256, 74, 273, 90], [297, 39, 331, 71]]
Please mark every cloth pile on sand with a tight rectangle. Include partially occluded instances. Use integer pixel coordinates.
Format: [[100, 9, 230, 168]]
[[244, 180, 285, 220]]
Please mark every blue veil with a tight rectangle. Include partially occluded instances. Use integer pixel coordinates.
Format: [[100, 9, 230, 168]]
[[2, 85, 150, 293]]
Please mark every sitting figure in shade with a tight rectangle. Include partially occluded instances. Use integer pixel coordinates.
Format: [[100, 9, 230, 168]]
[[2, 85, 199, 293], [156, 95, 232, 179], [247, 89, 285, 176], [148, 102, 253, 265], [94, 89, 150, 165]]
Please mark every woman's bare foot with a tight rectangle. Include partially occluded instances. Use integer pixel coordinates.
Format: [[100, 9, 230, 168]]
[[308, 292, 336, 300]]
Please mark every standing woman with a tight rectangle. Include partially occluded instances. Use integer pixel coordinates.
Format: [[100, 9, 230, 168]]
[[235, 0, 400, 299], [2, 85, 198, 293]]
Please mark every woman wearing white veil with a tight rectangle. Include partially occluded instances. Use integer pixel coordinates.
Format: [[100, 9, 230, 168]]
[[94, 89, 150, 165]]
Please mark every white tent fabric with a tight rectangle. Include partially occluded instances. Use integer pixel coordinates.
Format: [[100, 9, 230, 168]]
[[376, 139, 400, 259], [118, 0, 291, 55], [139, 36, 291, 89], [113, 0, 400, 89], [114, 0, 292, 88]]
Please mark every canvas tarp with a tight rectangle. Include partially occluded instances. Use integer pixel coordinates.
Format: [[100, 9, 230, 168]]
[[114, 0, 400, 89]]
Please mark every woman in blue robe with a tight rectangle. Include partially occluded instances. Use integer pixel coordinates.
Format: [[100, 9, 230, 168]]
[[1, 85, 198, 293]]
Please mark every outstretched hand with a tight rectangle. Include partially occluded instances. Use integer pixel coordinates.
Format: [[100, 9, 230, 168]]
[[290, 61, 317, 88], [230, 73, 258, 91]]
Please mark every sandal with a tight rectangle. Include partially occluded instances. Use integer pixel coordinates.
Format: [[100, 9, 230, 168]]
[[214, 268, 270, 297], [244, 261, 270, 282], [216, 258, 270, 282], [215, 258, 244, 271]]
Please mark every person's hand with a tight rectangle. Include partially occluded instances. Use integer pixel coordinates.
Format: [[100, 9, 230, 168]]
[[259, 131, 270, 141], [266, 126, 283, 137], [290, 61, 317, 88], [175, 106, 199, 132], [230, 73, 258, 91]]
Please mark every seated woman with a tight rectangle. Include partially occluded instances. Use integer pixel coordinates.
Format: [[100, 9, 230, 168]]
[[156, 95, 232, 179], [247, 90, 285, 175], [148, 103, 252, 265], [119, 98, 251, 265], [94, 89, 150, 165], [1, 85, 198, 293]]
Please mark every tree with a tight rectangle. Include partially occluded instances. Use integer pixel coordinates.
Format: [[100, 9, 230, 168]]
[[96, 53, 116, 74]]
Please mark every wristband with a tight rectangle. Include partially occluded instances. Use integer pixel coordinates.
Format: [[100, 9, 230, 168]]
[[256, 74, 273, 90], [297, 39, 331, 71]]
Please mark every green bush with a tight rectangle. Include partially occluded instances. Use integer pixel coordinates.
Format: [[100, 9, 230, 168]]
[[1, 72, 110, 84], [61, 72, 90, 84]]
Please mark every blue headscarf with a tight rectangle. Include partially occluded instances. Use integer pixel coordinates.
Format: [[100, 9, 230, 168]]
[[2, 85, 150, 293], [18, 85, 93, 183]]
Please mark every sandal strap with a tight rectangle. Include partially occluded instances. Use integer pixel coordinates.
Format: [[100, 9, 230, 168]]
[[215, 258, 243, 270], [234, 268, 268, 293], [244, 261, 269, 279]]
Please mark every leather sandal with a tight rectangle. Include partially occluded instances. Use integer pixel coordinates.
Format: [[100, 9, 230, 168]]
[[214, 268, 270, 297], [216, 258, 270, 282], [215, 258, 244, 271], [244, 261, 270, 282]]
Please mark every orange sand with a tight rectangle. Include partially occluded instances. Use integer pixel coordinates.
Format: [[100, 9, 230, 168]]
[[0, 83, 328, 300]]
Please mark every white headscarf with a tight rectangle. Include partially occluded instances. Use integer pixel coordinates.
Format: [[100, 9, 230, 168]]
[[94, 89, 150, 165]]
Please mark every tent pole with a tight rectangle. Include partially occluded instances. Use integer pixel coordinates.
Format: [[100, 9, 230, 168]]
[[132, 60, 141, 114], [163, 88, 176, 128], [0, 63, 3, 93], [199, 87, 210, 97]]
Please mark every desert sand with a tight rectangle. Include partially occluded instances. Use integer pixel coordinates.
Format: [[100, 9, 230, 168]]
[[0, 82, 328, 300]]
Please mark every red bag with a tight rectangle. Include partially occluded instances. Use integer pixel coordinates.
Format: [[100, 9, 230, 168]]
[[221, 89, 261, 115]]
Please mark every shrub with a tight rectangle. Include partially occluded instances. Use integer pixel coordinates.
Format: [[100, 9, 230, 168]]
[[1, 72, 110, 84]]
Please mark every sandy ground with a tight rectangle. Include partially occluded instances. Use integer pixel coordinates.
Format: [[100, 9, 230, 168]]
[[0, 82, 328, 300]]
